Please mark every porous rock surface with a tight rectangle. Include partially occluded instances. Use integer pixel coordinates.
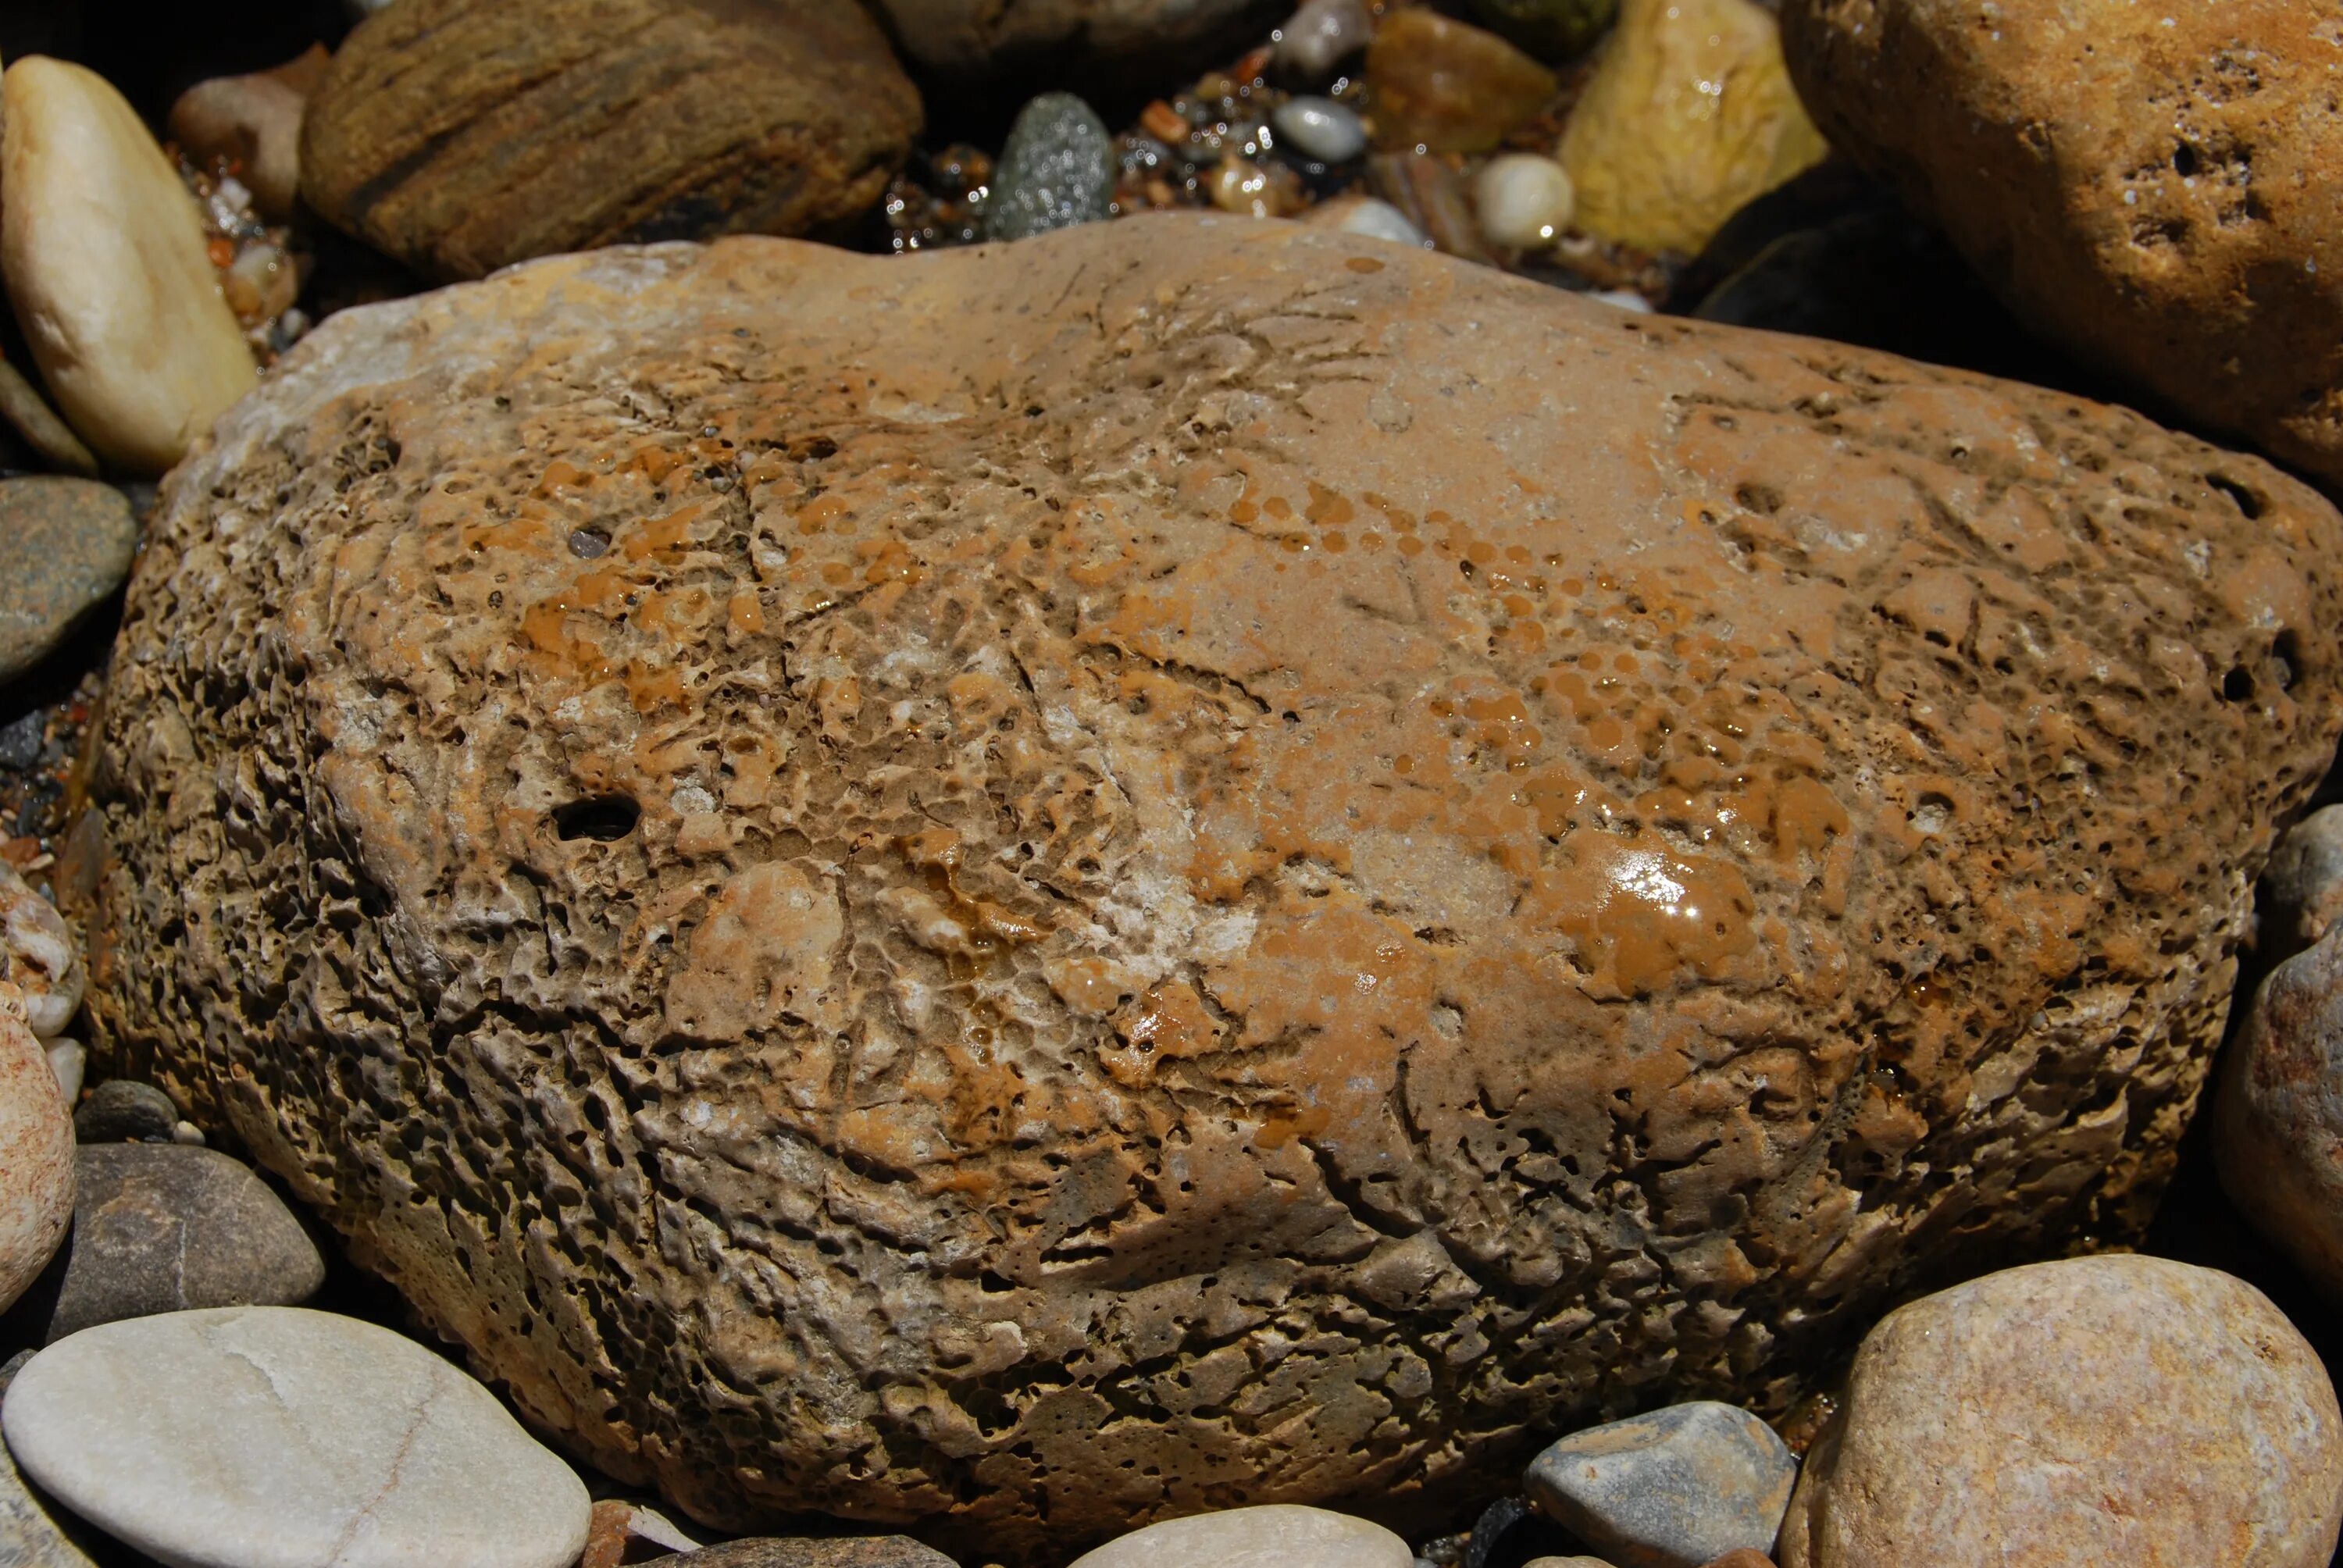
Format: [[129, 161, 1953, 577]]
[[1778, 0, 2343, 489], [76, 215, 2343, 1558]]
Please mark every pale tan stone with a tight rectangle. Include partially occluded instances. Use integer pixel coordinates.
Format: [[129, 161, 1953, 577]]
[[0, 984, 72, 1314], [1778, 1256, 2343, 1568], [1, 56, 255, 476], [1559, 0, 1827, 254]]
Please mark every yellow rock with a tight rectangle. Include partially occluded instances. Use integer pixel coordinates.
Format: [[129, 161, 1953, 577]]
[[1557, 0, 1828, 255], [2, 56, 257, 476]]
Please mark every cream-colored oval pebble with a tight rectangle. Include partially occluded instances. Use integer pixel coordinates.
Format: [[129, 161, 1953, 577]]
[[2, 56, 257, 476], [1475, 152, 1576, 249]]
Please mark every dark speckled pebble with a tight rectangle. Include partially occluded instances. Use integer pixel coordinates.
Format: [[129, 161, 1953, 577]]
[[0, 479, 137, 685]]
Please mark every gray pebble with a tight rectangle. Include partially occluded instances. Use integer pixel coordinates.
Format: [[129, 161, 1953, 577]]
[[1525, 1402, 1795, 1568], [0, 479, 137, 686], [70, 1080, 180, 1144], [35, 1143, 325, 1342], [1273, 98, 1367, 163], [984, 94, 1114, 243], [0, 711, 43, 769]]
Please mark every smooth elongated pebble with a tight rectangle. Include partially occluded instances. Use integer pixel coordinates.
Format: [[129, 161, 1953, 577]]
[[0, 58, 256, 476], [0, 362, 97, 479], [657, 1537, 958, 1566], [2217, 930, 2343, 1299], [70, 1080, 179, 1145], [0, 989, 72, 1316], [985, 94, 1115, 241], [1777, 1256, 2343, 1567], [1303, 193, 1429, 246], [1275, 0, 1372, 77], [0, 481, 138, 694], [37, 1144, 326, 1342], [580, 1498, 704, 1568], [1475, 152, 1574, 248], [0, 1353, 96, 1568], [2263, 804, 2343, 957], [1273, 98, 1367, 163], [167, 45, 328, 221], [0, 861, 84, 1042], [42, 1042, 82, 1106], [1068, 1504, 1413, 1567], [1527, 1559, 1619, 1568], [1528, 1402, 1796, 1568], [1, 1306, 593, 1568]]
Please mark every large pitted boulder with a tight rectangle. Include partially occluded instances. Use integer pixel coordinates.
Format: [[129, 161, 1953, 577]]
[[74, 215, 2343, 1559], [1778, 0, 2343, 490]]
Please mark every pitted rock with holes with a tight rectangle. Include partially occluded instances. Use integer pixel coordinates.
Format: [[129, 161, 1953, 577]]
[[73, 214, 2343, 1560]]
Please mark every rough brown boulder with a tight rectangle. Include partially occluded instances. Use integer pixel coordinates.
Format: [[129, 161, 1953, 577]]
[[74, 215, 2343, 1560], [1778, 0, 2343, 490], [300, 0, 922, 283]]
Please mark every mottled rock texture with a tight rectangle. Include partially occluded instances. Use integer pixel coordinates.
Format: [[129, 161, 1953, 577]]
[[300, 0, 922, 283], [1778, 0, 2343, 490], [2216, 930, 2343, 1302], [1776, 1256, 2343, 1567], [75, 215, 2343, 1559]]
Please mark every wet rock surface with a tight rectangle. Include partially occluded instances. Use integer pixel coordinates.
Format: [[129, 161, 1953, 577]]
[[300, 0, 922, 283], [1525, 1402, 1794, 1568], [982, 94, 1114, 242], [74, 216, 2343, 1559], [31, 1142, 325, 1342], [0, 1306, 593, 1568], [1779, 0, 2343, 490], [1775, 1255, 2343, 1567]]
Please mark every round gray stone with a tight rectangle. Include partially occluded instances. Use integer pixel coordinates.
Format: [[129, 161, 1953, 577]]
[[0, 479, 136, 685], [0, 1306, 593, 1568], [1525, 1402, 1795, 1568], [983, 94, 1114, 242], [38, 1143, 325, 1342]]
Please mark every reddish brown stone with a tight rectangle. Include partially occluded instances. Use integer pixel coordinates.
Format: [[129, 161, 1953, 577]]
[[76, 216, 2343, 1560]]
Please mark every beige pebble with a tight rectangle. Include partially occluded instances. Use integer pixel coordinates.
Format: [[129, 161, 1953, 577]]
[[2, 56, 257, 476], [0, 863, 84, 1041], [0, 984, 74, 1314], [1475, 152, 1574, 248], [1778, 1255, 2343, 1568]]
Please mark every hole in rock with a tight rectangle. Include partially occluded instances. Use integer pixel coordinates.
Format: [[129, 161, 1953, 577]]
[[555, 796, 641, 841], [2223, 666, 2256, 703], [2207, 472, 2264, 519]]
